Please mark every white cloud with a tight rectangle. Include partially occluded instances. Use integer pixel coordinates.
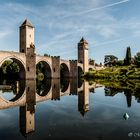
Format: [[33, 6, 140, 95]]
[[101, 28, 118, 38], [0, 0, 139, 61], [133, 30, 140, 37], [0, 30, 12, 39], [92, 38, 124, 46], [62, 0, 130, 18]]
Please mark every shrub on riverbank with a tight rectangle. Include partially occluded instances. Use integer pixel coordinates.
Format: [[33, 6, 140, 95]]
[[85, 66, 140, 80]]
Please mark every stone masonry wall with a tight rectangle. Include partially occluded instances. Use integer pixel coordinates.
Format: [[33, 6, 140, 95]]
[[26, 47, 36, 79], [51, 56, 60, 78]]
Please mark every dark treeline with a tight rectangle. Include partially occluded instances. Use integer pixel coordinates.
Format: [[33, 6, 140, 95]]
[[85, 47, 140, 80], [104, 47, 140, 67]]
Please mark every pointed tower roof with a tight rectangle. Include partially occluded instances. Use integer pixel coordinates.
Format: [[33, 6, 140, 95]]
[[20, 19, 34, 28], [79, 37, 88, 44]]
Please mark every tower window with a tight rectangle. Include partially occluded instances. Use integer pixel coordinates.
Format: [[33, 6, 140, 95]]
[[27, 67, 30, 71], [53, 68, 55, 72]]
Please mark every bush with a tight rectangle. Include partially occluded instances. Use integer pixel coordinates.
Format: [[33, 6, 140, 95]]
[[37, 73, 44, 81]]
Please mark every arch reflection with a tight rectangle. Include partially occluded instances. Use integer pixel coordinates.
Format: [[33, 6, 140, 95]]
[[0, 79, 25, 102], [36, 78, 52, 96], [60, 63, 70, 78], [60, 78, 70, 93]]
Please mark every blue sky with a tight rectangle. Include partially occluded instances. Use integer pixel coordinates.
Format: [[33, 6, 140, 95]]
[[0, 0, 140, 63]]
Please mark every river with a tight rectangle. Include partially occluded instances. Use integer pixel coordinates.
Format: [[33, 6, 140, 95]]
[[0, 78, 140, 140]]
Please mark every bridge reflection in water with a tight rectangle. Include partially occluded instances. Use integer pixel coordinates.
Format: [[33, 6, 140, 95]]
[[1, 79, 140, 138], [0, 78, 96, 136]]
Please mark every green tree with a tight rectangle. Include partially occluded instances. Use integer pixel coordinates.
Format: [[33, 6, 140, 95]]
[[1, 60, 12, 74], [6, 62, 19, 74], [1, 60, 19, 74], [104, 55, 118, 67], [124, 47, 132, 65], [36, 62, 44, 74], [116, 60, 124, 66], [134, 52, 140, 67]]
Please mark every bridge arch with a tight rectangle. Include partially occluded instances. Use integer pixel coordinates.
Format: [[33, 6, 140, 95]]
[[36, 79, 52, 96], [0, 80, 26, 105], [0, 56, 26, 79], [61, 78, 70, 93], [60, 63, 70, 78], [36, 60, 52, 78], [10, 80, 25, 102]]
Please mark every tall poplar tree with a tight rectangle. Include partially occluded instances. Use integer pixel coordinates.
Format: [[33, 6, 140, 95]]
[[124, 47, 132, 65]]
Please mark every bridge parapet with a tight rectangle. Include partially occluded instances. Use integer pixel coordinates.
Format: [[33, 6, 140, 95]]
[[77, 62, 83, 68], [0, 92, 26, 110], [89, 64, 95, 70], [0, 51, 26, 66], [36, 55, 52, 65]]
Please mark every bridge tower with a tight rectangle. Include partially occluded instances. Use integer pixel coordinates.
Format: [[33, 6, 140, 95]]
[[19, 19, 34, 53], [78, 37, 89, 73], [78, 81, 89, 116], [20, 80, 36, 135], [20, 19, 36, 79]]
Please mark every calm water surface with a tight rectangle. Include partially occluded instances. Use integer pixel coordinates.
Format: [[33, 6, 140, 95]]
[[0, 79, 140, 140]]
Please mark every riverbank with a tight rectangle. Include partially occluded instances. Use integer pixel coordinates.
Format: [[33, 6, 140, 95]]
[[85, 66, 140, 80], [87, 79, 140, 90]]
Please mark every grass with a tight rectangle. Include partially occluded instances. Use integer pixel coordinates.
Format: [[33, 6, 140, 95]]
[[85, 65, 140, 80]]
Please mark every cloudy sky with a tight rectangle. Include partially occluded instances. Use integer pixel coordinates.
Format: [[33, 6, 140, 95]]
[[0, 0, 140, 63]]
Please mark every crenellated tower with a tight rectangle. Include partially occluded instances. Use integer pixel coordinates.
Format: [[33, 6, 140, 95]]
[[78, 37, 89, 72], [19, 19, 35, 53], [19, 19, 36, 79]]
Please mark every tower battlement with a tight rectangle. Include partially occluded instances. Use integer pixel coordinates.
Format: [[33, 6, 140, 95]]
[[69, 60, 77, 62], [51, 56, 60, 59]]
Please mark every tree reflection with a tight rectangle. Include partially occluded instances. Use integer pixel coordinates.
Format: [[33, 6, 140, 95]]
[[100, 80, 140, 106]]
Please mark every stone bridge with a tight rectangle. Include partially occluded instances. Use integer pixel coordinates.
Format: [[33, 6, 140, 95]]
[[0, 19, 95, 79], [0, 79, 98, 110], [0, 79, 100, 134], [0, 51, 94, 79]]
